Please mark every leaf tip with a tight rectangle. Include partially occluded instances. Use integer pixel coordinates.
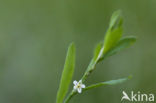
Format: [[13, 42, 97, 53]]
[[69, 42, 76, 52], [69, 42, 75, 47]]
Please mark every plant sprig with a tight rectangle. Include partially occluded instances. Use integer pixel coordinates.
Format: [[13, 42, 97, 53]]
[[56, 10, 136, 103]]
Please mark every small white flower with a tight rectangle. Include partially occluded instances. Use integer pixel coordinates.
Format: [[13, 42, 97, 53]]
[[73, 80, 85, 93]]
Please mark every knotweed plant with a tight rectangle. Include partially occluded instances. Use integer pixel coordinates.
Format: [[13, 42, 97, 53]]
[[56, 10, 136, 103]]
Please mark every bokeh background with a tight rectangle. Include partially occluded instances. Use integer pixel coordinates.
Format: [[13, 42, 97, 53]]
[[0, 0, 156, 103]]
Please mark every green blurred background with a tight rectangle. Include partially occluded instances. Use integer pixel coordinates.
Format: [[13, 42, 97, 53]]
[[0, 0, 156, 103]]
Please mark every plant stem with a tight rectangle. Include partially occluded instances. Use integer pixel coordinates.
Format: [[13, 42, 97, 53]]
[[81, 47, 104, 82], [64, 90, 76, 103]]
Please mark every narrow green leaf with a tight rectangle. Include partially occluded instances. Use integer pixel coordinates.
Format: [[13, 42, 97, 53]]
[[56, 43, 75, 103], [84, 76, 132, 91], [103, 26, 123, 54], [103, 36, 136, 58], [103, 10, 123, 54]]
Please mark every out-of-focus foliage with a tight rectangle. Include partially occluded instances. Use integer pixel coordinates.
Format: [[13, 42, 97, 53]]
[[0, 0, 156, 103]]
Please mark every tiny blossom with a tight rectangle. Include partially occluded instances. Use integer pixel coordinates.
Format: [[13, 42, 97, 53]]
[[73, 80, 85, 93]]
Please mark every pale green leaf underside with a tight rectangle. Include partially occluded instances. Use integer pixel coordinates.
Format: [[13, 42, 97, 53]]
[[56, 43, 75, 103]]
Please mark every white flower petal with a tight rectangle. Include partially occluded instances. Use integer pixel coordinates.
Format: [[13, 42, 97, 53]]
[[79, 80, 82, 83], [73, 80, 78, 85], [77, 88, 82, 93], [74, 86, 77, 90], [81, 84, 85, 88]]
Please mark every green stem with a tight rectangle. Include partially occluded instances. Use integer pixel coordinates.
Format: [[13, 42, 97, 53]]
[[81, 47, 104, 82], [64, 90, 76, 103]]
